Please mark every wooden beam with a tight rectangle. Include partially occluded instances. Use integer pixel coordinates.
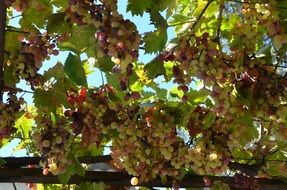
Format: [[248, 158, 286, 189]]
[[2, 155, 112, 167], [0, 168, 286, 190], [0, 0, 6, 102]]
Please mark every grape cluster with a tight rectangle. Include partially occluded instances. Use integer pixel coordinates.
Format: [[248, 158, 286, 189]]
[[65, 85, 121, 147], [4, 0, 29, 11], [112, 106, 190, 182], [185, 106, 231, 175], [65, 0, 141, 72], [33, 114, 72, 175], [163, 33, 242, 116], [7, 31, 58, 83], [186, 136, 229, 175], [0, 93, 24, 142]]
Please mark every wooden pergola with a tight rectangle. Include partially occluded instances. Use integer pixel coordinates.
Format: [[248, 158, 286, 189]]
[[0, 156, 286, 190]]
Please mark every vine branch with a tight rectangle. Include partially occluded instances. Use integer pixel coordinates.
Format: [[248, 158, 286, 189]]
[[190, 0, 212, 32]]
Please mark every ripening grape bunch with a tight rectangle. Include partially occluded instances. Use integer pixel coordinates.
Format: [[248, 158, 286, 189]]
[[7, 31, 58, 82], [186, 135, 230, 175], [112, 106, 190, 182], [65, 85, 122, 147], [65, 0, 141, 73], [0, 93, 24, 141], [32, 114, 72, 175], [164, 33, 230, 88]]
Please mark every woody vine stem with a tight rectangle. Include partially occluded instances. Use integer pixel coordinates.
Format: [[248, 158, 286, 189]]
[[0, 0, 7, 103]]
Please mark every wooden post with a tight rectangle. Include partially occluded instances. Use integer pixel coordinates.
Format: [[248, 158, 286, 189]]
[[0, 1, 7, 102]]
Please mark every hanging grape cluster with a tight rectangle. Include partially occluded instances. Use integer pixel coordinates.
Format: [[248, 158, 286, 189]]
[[6, 31, 58, 83], [0, 93, 24, 142], [112, 106, 190, 182], [65, 85, 122, 147], [65, 0, 141, 73], [32, 114, 72, 175]]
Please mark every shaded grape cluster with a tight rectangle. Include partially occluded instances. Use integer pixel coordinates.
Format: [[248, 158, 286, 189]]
[[33, 114, 72, 175], [0, 93, 24, 142]]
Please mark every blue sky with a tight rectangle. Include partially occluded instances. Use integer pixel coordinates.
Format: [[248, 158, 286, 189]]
[[0, 0, 175, 157]]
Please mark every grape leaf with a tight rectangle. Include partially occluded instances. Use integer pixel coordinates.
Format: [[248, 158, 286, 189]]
[[61, 26, 97, 54], [0, 158, 6, 166], [33, 85, 68, 113], [130, 81, 144, 92], [202, 112, 216, 129], [33, 89, 57, 113], [58, 164, 73, 184], [64, 53, 88, 87], [46, 12, 72, 34], [169, 86, 184, 98], [151, 0, 174, 12], [143, 29, 167, 53], [71, 155, 85, 177], [14, 114, 33, 139], [144, 58, 165, 79], [127, 0, 152, 16], [42, 62, 65, 81], [19, 2, 52, 28]]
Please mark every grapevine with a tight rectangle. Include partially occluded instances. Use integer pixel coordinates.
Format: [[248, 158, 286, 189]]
[[2, 0, 287, 189]]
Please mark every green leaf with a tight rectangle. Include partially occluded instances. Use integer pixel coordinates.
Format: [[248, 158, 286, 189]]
[[97, 56, 115, 72], [202, 112, 216, 129], [69, 26, 97, 52], [147, 82, 168, 99], [19, 2, 52, 28], [151, 0, 174, 12], [164, 61, 175, 81], [127, 0, 152, 16], [71, 155, 85, 177], [144, 58, 165, 79], [57, 41, 81, 55], [58, 166, 73, 184], [14, 114, 33, 139], [143, 28, 167, 53], [130, 81, 144, 92], [0, 158, 6, 166], [42, 62, 65, 81], [169, 86, 184, 98], [46, 12, 72, 34], [64, 53, 88, 87], [34, 83, 69, 113], [187, 89, 209, 104], [34, 89, 57, 113]]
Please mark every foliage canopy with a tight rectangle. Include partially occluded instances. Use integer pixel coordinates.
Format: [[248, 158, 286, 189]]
[[2, 0, 287, 189]]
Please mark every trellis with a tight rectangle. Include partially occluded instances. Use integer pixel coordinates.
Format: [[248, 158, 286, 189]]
[[0, 156, 286, 190]]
